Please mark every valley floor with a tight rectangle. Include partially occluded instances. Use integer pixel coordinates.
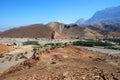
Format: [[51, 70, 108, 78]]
[[83, 46, 120, 57]]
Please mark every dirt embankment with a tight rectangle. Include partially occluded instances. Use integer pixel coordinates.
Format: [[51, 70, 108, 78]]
[[0, 45, 120, 80]]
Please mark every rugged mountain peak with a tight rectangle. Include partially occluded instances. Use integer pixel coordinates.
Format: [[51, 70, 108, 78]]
[[75, 18, 85, 25], [86, 6, 120, 23], [76, 5, 120, 33]]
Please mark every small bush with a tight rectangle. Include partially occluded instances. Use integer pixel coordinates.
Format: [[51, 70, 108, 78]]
[[23, 41, 39, 45], [25, 52, 28, 54], [73, 40, 114, 47], [44, 43, 55, 47], [55, 43, 62, 46], [19, 55, 27, 59], [44, 43, 62, 47], [18, 53, 28, 59], [7, 42, 17, 46], [73, 41, 94, 47], [0, 54, 4, 58]]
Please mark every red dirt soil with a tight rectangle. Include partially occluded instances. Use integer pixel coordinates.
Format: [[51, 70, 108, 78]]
[[0, 43, 13, 54], [0, 45, 120, 80]]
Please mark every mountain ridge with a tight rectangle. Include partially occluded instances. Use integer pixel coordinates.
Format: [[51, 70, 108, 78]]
[[76, 5, 120, 33], [0, 22, 103, 38], [86, 6, 120, 23]]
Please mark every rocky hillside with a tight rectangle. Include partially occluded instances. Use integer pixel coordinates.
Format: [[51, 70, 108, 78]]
[[76, 6, 120, 33], [86, 6, 120, 23], [87, 23, 120, 37], [0, 24, 54, 38], [0, 45, 119, 80], [0, 22, 103, 38], [47, 22, 102, 38]]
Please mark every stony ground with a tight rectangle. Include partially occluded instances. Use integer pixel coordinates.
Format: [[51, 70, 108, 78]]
[[0, 45, 120, 80], [0, 43, 13, 53], [0, 45, 33, 73]]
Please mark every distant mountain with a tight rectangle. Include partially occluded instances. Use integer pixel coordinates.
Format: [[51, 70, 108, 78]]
[[76, 5, 120, 32], [0, 26, 13, 32], [86, 6, 120, 23], [75, 18, 85, 25]]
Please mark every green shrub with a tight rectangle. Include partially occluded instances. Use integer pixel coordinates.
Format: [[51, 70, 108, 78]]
[[23, 41, 39, 45], [73, 40, 114, 47], [55, 43, 62, 46], [44, 43, 55, 47], [32, 45, 43, 49], [44, 43, 62, 47], [7, 42, 17, 46], [73, 41, 94, 47]]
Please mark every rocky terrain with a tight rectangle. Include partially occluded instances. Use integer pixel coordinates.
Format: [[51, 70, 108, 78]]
[[0, 38, 78, 73], [0, 44, 13, 53], [47, 22, 102, 38], [0, 45, 119, 80]]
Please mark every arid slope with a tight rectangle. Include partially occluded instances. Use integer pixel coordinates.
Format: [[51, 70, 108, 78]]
[[0, 44, 13, 53], [0, 45, 119, 80], [0, 24, 53, 38]]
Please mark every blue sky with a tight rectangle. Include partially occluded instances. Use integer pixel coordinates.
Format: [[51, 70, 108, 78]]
[[0, 0, 120, 27]]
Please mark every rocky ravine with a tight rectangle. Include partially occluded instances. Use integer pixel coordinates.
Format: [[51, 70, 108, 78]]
[[0, 45, 120, 80]]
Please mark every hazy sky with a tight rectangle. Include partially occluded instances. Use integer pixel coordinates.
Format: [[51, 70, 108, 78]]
[[0, 0, 120, 27]]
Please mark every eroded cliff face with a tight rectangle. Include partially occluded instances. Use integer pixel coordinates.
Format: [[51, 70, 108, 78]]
[[47, 22, 103, 38]]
